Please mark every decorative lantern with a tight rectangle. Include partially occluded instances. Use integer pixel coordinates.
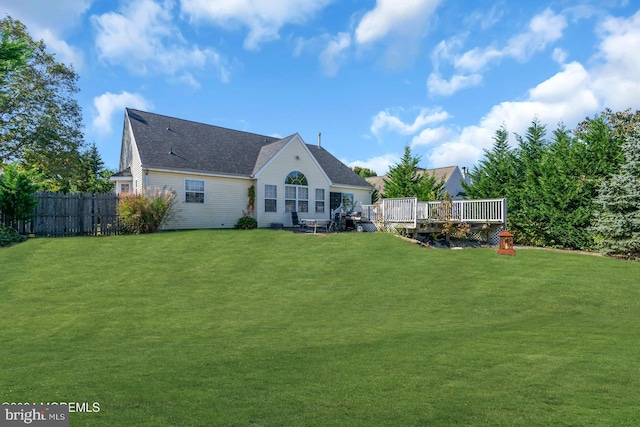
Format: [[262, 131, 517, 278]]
[[497, 231, 516, 256]]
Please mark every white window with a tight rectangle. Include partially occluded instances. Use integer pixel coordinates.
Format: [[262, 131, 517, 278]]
[[284, 171, 309, 213], [185, 179, 205, 203], [315, 189, 325, 213], [264, 184, 277, 212], [120, 183, 130, 193]]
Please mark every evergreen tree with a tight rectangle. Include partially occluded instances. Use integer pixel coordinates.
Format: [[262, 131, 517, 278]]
[[383, 145, 443, 201], [415, 169, 444, 201], [0, 164, 39, 229], [535, 125, 595, 248], [463, 125, 515, 199], [71, 143, 115, 193], [510, 119, 549, 245], [383, 145, 422, 199], [591, 133, 640, 259]]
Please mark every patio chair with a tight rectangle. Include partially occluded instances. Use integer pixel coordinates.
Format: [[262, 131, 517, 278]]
[[291, 212, 303, 231]]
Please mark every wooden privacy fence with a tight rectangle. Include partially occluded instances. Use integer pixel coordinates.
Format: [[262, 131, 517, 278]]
[[7, 192, 119, 237]]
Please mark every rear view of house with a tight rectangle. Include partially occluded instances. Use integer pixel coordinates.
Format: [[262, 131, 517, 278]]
[[111, 109, 373, 229]]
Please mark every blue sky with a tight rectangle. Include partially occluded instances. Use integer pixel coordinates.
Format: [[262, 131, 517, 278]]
[[4, 0, 640, 174]]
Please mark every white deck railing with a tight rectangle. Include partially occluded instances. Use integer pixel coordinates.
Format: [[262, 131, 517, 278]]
[[361, 197, 506, 228]]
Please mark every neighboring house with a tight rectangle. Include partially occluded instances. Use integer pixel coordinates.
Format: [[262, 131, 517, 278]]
[[110, 108, 373, 229], [366, 166, 470, 200]]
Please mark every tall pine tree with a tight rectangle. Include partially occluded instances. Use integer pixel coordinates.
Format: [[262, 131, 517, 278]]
[[383, 145, 443, 201], [510, 119, 549, 245], [463, 124, 515, 199], [591, 132, 640, 259], [534, 125, 595, 248]]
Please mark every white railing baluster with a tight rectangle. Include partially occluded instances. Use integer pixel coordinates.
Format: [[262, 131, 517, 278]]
[[360, 197, 506, 229]]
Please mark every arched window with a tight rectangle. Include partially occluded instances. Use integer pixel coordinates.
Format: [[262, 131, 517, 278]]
[[285, 171, 308, 186], [285, 171, 308, 212]]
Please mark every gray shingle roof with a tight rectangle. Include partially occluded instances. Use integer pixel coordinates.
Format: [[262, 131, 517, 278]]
[[127, 109, 280, 177], [307, 144, 372, 188], [124, 108, 372, 188], [111, 167, 132, 178]]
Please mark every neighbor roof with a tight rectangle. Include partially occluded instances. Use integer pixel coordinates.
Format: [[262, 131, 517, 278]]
[[366, 166, 459, 194], [124, 109, 372, 188]]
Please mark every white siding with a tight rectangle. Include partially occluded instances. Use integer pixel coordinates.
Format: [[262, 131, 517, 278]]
[[131, 145, 144, 194], [147, 171, 252, 229], [256, 136, 331, 227], [117, 117, 145, 194]]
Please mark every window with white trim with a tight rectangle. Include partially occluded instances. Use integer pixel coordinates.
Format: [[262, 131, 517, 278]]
[[185, 179, 205, 203], [284, 171, 309, 213], [264, 184, 277, 212], [315, 189, 325, 213], [120, 183, 130, 193]]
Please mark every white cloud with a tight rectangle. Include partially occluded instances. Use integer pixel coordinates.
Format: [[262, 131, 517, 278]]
[[464, 4, 504, 30], [373, 9, 640, 171], [371, 108, 450, 137], [93, 92, 152, 133], [528, 62, 593, 104], [427, 72, 483, 96], [428, 139, 485, 169], [453, 46, 502, 73], [354, 0, 441, 45], [180, 0, 332, 50], [425, 61, 599, 168], [591, 10, 640, 111], [552, 47, 567, 64], [176, 72, 201, 89], [92, 0, 229, 83], [347, 153, 400, 176], [33, 28, 85, 69], [411, 126, 452, 147], [504, 9, 567, 61], [319, 32, 351, 77], [430, 8, 568, 96], [455, 8, 567, 73], [3, 0, 91, 69], [3, 0, 91, 29]]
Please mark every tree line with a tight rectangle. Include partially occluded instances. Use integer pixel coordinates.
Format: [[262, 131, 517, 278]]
[[357, 109, 639, 258], [463, 109, 640, 257]]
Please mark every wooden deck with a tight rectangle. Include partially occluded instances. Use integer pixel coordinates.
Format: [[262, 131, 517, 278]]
[[360, 197, 506, 235]]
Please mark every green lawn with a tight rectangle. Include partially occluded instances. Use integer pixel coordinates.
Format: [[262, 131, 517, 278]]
[[1, 230, 639, 426]]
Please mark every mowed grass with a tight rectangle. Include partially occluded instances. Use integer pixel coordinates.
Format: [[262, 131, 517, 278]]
[[1, 230, 640, 426]]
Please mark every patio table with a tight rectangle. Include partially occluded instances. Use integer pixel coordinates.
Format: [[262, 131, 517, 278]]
[[300, 219, 330, 233]]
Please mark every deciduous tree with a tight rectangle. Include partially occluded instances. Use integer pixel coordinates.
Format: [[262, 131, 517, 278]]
[[353, 166, 377, 178], [0, 17, 84, 190]]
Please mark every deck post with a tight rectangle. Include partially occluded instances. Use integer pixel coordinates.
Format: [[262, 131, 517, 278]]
[[501, 198, 507, 229]]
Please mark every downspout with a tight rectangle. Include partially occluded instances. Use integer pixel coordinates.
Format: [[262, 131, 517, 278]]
[[144, 168, 149, 191]]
